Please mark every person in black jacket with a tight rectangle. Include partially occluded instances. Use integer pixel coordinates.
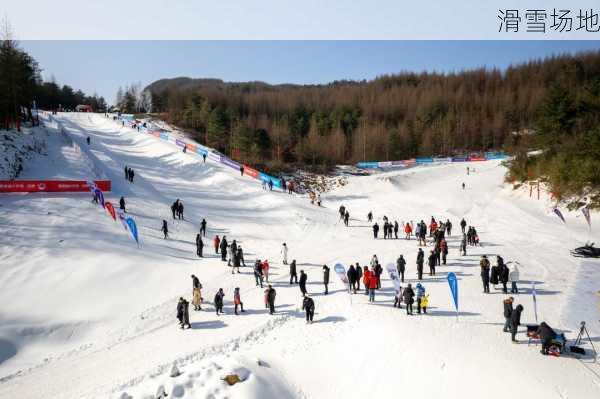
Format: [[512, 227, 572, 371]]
[[460, 218, 467, 234], [254, 260, 264, 287], [416, 248, 424, 280], [289, 259, 298, 284], [299, 270, 308, 296], [403, 283, 415, 315], [502, 297, 513, 332], [510, 304, 524, 342], [177, 297, 191, 329], [220, 236, 228, 261], [200, 218, 207, 237], [480, 255, 491, 293], [161, 220, 169, 239], [195, 233, 203, 257], [396, 255, 406, 283], [302, 295, 315, 323], [214, 288, 225, 315], [347, 265, 357, 293], [536, 322, 557, 355], [355, 263, 362, 290], [428, 250, 436, 276], [373, 223, 379, 239], [266, 285, 276, 314], [119, 196, 126, 213], [323, 265, 330, 294], [498, 257, 509, 294]]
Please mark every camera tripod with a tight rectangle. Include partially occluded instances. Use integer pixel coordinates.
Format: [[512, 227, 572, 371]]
[[574, 321, 597, 357]]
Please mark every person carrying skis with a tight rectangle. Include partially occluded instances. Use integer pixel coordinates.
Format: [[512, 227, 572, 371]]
[[367, 211, 373, 222], [191, 275, 202, 311], [200, 218, 207, 237], [161, 220, 169, 239], [195, 233, 203, 257], [403, 283, 415, 315], [299, 270, 308, 296], [266, 285, 276, 314], [302, 295, 315, 324], [397, 255, 406, 283], [214, 288, 225, 315], [373, 222, 380, 239], [254, 259, 264, 287], [233, 287, 245, 315], [480, 255, 491, 293], [220, 236, 228, 261], [119, 196, 126, 213], [416, 283, 426, 314], [214, 235, 220, 254], [460, 218, 467, 234], [510, 304, 524, 343], [428, 250, 436, 276], [289, 259, 298, 284], [262, 259, 270, 283], [416, 248, 424, 280], [347, 264, 358, 293], [323, 265, 330, 295], [405, 222, 412, 240], [281, 243, 289, 265]]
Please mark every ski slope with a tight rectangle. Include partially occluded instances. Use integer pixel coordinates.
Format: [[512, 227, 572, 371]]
[[0, 112, 599, 398]]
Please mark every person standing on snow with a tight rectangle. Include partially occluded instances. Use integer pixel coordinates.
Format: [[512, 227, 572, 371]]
[[281, 243, 289, 265], [323, 265, 330, 295], [510, 304, 524, 343], [440, 238, 448, 265], [232, 247, 241, 274], [262, 260, 270, 283], [416, 248, 424, 280], [428, 250, 436, 276], [171, 200, 177, 219], [499, 257, 509, 294], [177, 201, 184, 220], [289, 259, 298, 284], [191, 275, 202, 311], [236, 246, 246, 267], [373, 222, 380, 239], [200, 218, 207, 237], [509, 263, 520, 294], [344, 210, 350, 227], [383, 221, 389, 239], [403, 283, 415, 315], [119, 196, 126, 213], [502, 297, 513, 333], [254, 260, 264, 287], [227, 241, 235, 267], [195, 233, 203, 257], [214, 288, 225, 315], [490, 262, 500, 289], [233, 287, 245, 315], [367, 267, 378, 302], [415, 283, 426, 314], [266, 285, 276, 314], [338, 205, 346, 221], [460, 218, 467, 234], [405, 222, 412, 240], [460, 234, 467, 256], [299, 270, 308, 296], [213, 235, 220, 254], [302, 295, 315, 324], [268, 179, 273, 191], [367, 211, 373, 222], [363, 266, 371, 295], [397, 255, 406, 283], [220, 236, 228, 261], [347, 264, 358, 293], [394, 221, 399, 239], [446, 219, 452, 236], [356, 262, 363, 291], [480, 255, 491, 293], [161, 220, 169, 239]]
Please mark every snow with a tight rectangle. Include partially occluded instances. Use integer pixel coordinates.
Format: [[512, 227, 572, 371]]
[[0, 112, 599, 398]]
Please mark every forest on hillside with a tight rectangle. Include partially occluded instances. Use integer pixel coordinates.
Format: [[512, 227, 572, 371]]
[[139, 52, 600, 175]]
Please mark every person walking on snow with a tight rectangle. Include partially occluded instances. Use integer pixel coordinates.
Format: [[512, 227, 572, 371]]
[[302, 295, 315, 324], [161, 220, 169, 239], [177, 201, 184, 220], [254, 260, 264, 287], [195, 233, 203, 257], [323, 265, 330, 295], [367, 267, 378, 302], [397, 255, 406, 283], [460, 218, 467, 234], [416, 248, 424, 280], [227, 243, 234, 267], [214, 288, 225, 315], [509, 263, 520, 294], [440, 238, 448, 265], [373, 222, 380, 239], [220, 236, 228, 261], [262, 260, 270, 283], [299, 270, 308, 296], [233, 287, 245, 315], [363, 266, 371, 295], [502, 297, 513, 332], [200, 218, 207, 237], [119, 196, 126, 213], [498, 257, 509, 294], [446, 219, 452, 236], [214, 235, 220, 254], [281, 243, 289, 265], [177, 297, 191, 329], [405, 222, 412, 240], [367, 211, 373, 222], [236, 246, 246, 267], [480, 255, 491, 293], [356, 263, 363, 291], [266, 285, 276, 314], [289, 259, 298, 284], [416, 283, 426, 314], [347, 264, 358, 293], [510, 304, 524, 343], [403, 284, 415, 315], [191, 275, 202, 311], [344, 210, 350, 227], [394, 221, 399, 239], [428, 250, 436, 276]]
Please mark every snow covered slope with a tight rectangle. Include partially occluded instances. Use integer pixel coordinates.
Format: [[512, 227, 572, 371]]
[[0, 113, 599, 398]]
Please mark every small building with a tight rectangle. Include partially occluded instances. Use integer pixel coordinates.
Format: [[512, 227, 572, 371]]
[[76, 104, 93, 112]]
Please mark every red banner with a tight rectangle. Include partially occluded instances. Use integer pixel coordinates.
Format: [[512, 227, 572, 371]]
[[0, 180, 111, 193], [243, 165, 259, 179], [468, 156, 486, 162]]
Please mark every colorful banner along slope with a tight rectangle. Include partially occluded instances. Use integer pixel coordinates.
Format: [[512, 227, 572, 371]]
[[0, 180, 111, 193]]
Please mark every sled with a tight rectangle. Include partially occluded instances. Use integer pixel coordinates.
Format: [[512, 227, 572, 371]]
[[570, 243, 600, 258]]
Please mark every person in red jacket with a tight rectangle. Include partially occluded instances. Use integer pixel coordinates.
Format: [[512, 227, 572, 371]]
[[363, 266, 371, 295], [429, 218, 437, 237], [213, 235, 220, 254], [404, 222, 412, 240], [367, 268, 378, 302]]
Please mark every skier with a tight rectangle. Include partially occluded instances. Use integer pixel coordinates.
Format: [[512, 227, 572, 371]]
[[510, 304, 524, 343], [161, 220, 169, 239], [344, 210, 350, 227], [233, 287, 245, 315], [373, 222, 380, 239], [220, 236, 228, 261], [460, 218, 467, 234], [367, 267, 378, 302], [355, 262, 362, 291], [416, 248, 424, 280], [416, 283, 426, 314], [214, 235, 220, 254], [254, 260, 264, 287], [191, 274, 202, 311], [509, 263, 520, 294], [266, 285, 276, 314], [396, 255, 406, 283], [367, 211, 373, 222], [262, 259, 270, 283], [428, 250, 436, 276], [347, 264, 357, 293], [281, 243, 288, 265], [195, 233, 203, 257], [480, 255, 491, 293], [299, 270, 308, 296], [200, 218, 207, 237], [394, 221, 399, 239], [404, 222, 412, 240], [119, 196, 126, 213], [289, 259, 298, 284], [323, 265, 330, 295], [502, 297, 513, 332], [214, 288, 225, 315], [302, 295, 315, 324], [403, 283, 415, 315]]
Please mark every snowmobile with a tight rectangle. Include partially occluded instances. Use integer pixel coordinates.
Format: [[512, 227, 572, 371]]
[[570, 242, 600, 258]]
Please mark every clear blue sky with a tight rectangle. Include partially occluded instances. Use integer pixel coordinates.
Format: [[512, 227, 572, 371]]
[[21, 41, 600, 105]]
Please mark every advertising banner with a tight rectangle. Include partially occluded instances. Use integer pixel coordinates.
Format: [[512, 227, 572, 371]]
[[415, 157, 433, 163], [220, 156, 240, 170], [159, 132, 169, 140], [452, 156, 468, 162], [377, 161, 393, 168], [196, 147, 209, 156], [208, 151, 221, 162], [175, 138, 186, 148], [433, 157, 452, 163], [243, 165, 260, 179], [403, 159, 416, 165], [0, 180, 111, 193], [356, 162, 379, 169], [259, 172, 282, 188], [468, 156, 486, 161], [186, 143, 197, 153]]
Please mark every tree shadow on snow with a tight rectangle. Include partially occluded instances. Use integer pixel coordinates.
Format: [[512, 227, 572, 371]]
[[190, 320, 227, 329], [315, 316, 346, 324]]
